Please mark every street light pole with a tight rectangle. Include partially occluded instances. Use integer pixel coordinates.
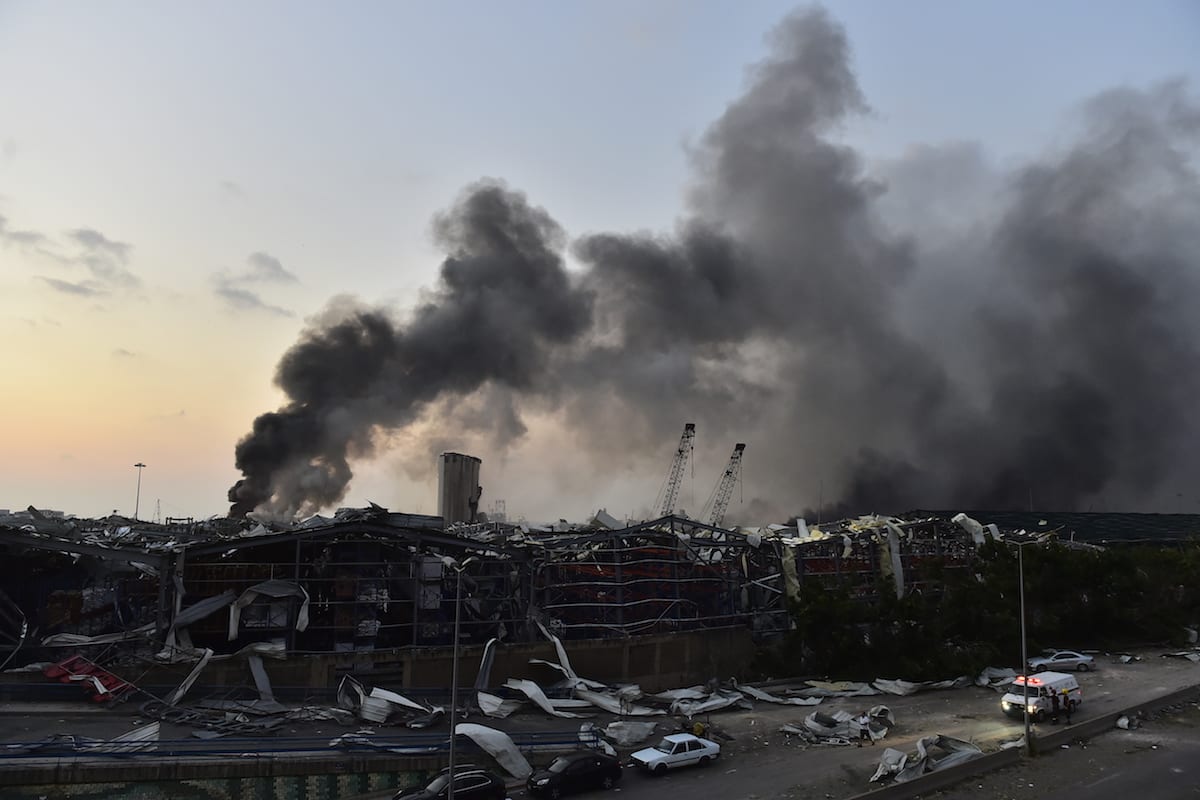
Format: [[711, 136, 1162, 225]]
[[1018, 543, 1030, 753], [133, 463, 146, 520], [446, 556, 476, 800]]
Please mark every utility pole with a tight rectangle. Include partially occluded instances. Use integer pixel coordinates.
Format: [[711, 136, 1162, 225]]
[[133, 463, 146, 520]]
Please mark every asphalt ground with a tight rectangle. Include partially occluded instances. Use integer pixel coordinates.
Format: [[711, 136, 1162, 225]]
[[2, 648, 1199, 799]]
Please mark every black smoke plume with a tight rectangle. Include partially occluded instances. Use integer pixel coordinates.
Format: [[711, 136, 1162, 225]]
[[232, 7, 1200, 520], [229, 184, 591, 517]]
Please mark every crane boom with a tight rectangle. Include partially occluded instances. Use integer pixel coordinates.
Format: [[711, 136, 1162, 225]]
[[704, 443, 746, 527], [656, 423, 696, 517]]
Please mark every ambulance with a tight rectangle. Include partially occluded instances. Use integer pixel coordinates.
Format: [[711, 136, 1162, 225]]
[[1000, 671, 1082, 721]]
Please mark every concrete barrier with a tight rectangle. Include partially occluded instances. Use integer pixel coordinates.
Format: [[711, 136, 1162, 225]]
[[1031, 682, 1200, 754], [842, 747, 1021, 800], [0, 751, 442, 786]]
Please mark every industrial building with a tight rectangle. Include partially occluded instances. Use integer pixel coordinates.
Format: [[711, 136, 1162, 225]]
[[3, 434, 1195, 694]]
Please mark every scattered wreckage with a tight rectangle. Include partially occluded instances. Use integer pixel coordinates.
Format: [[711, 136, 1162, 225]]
[[0, 503, 1128, 776], [781, 706, 895, 747], [870, 735, 984, 784]]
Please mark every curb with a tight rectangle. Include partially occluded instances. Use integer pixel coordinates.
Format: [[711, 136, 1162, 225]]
[[1031, 682, 1200, 753], [842, 681, 1200, 800]]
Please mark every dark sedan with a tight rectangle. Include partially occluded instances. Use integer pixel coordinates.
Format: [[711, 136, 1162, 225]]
[[393, 767, 508, 800], [527, 750, 622, 798]]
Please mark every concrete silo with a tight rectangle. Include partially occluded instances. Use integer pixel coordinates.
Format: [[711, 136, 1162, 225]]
[[438, 452, 482, 524]]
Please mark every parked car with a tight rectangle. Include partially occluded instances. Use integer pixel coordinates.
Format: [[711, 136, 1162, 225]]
[[1028, 650, 1095, 672], [630, 732, 720, 775], [527, 750, 622, 798], [393, 767, 508, 800]]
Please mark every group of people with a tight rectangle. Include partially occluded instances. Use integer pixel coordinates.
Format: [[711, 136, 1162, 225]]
[[1045, 686, 1074, 724]]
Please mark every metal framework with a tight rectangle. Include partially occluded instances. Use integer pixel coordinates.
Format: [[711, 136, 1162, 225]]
[[0, 510, 984, 668]]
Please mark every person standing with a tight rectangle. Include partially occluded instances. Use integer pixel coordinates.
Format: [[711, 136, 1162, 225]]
[[856, 711, 873, 746], [1050, 688, 1061, 724], [1062, 689, 1073, 724]]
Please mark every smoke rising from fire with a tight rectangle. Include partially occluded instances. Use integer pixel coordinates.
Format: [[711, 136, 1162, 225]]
[[231, 7, 1200, 520]]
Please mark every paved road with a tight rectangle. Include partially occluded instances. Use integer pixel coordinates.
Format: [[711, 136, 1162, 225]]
[[508, 656, 1200, 800], [926, 702, 1200, 800], [6, 651, 1200, 800], [1059, 744, 1200, 800]]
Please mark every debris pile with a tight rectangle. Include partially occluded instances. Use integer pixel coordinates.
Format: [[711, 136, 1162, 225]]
[[870, 735, 983, 783]]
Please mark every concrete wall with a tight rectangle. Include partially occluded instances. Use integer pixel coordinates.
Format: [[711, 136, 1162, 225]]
[[0, 753, 434, 799]]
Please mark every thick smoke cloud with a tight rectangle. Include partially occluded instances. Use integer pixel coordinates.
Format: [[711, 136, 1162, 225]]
[[229, 183, 591, 517], [231, 7, 1200, 521]]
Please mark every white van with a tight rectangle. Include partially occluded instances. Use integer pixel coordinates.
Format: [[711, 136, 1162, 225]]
[[1000, 671, 1082, 722]]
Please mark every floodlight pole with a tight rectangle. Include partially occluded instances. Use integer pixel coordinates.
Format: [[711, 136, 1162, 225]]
[[133, 463, 146, 520]]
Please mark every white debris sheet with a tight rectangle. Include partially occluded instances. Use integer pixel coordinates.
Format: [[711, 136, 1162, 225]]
[[455, 723, 532, 779], [505, 678, 585, 718], [580, 722, 617, 756], [650, 686, 709, 703], [227, 580, 310, 640], [739, 684, 822, 706], [575, 688, 665, 716], [782, 706, 894, 745], [327, 733, 440, 754], [788, 680, 880, 699], [471, 637, 498, 710], [337, 674, 441, 725], [247, 654, 274, 702], [532, 622, 606, 689], [873, 676, 972, 696], [3, 722, 161, 755], [671, 688, 751, 717], [166, 648, 213, 706], [976, 667, 1018, 692], [604, 720, 658, 747], [871, 735, 982, 783], [90, 721, 160, 753], [477, 691, 524, 719]]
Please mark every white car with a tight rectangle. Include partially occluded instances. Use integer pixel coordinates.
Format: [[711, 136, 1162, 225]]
[[631, 733, 720, 775], [1028, 650, 1096, 672]]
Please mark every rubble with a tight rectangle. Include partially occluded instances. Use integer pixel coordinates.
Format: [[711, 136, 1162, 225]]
[[870, 734, 982, 783], [3, 722, 160, 755], [0, 500, 1149, 748]]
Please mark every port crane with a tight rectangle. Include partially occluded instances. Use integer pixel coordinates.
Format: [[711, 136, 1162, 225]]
[[655, 423, 696, 517], [702, 443, 746, 527]]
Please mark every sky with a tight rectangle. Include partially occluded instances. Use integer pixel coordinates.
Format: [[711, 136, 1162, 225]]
[[1, 0, 1197, 522]]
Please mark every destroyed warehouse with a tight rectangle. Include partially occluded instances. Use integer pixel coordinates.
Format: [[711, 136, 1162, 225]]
[[0, 509, 1000, 691]]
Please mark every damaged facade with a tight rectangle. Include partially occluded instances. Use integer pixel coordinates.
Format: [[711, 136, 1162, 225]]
[[0, 504, 1152, 689]]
